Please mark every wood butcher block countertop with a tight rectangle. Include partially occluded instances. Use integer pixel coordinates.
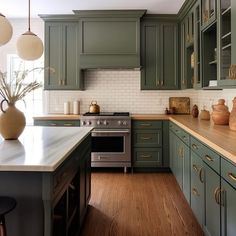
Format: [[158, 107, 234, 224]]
[[169, 115, 236, 165]]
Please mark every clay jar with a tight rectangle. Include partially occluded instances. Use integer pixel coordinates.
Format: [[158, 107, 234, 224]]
[[192, 104, 199, 118], [199, 108, 210, 120], [211, 99, 230, 125], [229, 97, 236, 131]]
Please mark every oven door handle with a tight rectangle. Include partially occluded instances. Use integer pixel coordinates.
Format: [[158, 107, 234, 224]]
[[91, 129, 130, 134]]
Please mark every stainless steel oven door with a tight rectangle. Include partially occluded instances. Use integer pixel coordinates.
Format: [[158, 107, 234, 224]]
[[91, 129, 131, 164]]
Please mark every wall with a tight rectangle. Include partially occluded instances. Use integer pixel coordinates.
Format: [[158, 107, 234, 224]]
[[1, 19, 236, 115]]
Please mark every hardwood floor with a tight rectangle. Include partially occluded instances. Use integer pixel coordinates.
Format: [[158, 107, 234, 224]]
[[81, 172, 204, 236]]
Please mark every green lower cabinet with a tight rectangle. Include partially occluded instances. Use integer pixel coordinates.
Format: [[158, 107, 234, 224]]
[[182, 141, 190, 203], [133, 148, 162, 167], [221, 179, 236, 236], [191, 151, 204, 226], [203, 163, 221, 236]]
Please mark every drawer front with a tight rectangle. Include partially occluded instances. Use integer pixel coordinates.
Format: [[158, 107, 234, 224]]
[[191, 136, 220, 173], [221, 158, 236, 190], [133, 148, 162, 167], [133, 130, 162, 147], [132, 120, 162, 130], [34, 120, 80, 127], [169, 122, 190, 145]]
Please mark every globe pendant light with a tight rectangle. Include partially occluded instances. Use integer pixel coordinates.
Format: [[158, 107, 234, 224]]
[[16, 0, 43, 60], [0, 13, 13, 46]]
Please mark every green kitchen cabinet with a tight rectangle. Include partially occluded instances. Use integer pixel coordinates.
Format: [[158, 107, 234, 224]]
[[191, 151, 204, 226], [34, 119, 80, 127], [221, 179, 236, 236], [74, 10, 146, 69], [201, 0, 217, 29], [221, 157, 236, 236], [40, 16, 84, 90], [132, 120, 169, 168], [141, 18, 179, 90], [203, 163, 221, 236], [169, 122, 190, 203]]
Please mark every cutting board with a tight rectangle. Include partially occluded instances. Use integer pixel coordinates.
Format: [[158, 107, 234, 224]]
[[169, 97, 190, 114]]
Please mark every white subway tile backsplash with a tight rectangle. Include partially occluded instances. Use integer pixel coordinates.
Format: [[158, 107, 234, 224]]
[[45, 70, 236, 115]]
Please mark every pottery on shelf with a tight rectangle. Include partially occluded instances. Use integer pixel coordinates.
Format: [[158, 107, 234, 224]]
[[192, 104, 199, 118], [0, 100, 26, 140], [211, 99, 230, 125], [229, 97, 236, 131], [199, 108, 210, 120]]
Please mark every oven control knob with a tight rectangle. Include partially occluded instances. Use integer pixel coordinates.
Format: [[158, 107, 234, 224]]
[[97, 120, 101, 125], [87, 121, 91, 125], [123, 121, 127, 126], [118, 120, 122, 125], [82, 121, 86, 126], [103, 120, 108, 125]]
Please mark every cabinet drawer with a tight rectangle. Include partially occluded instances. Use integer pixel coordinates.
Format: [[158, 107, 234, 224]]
[[132, 120, 162, 130], [133, 148, 162, 167], [34, 120, 80, 127], [191, 136, 220, 173], [221, 158, 236, 190], [170, 122, 190, 145], [133, 130, 162, 147]]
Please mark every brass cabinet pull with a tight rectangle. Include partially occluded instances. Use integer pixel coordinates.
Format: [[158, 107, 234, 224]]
[[156, 78, 160, 86], [192, 188, 200, 196], [192, 144, 198, 150], [141, 137, 152, 140], [205, 155, 214, 162], [193, 164, 199, 172], [140, 155, 152, 158], [161, 80, 164, 86], [214, 187, 221, 205], [50, 123, 57, 126], [199, 168, 204, 183], [140, 123, 151, 127], [228, 172, 236, 182], [64, 123, 73, 126], [62, 80, 65, 86], [59, 79, 63, 86]]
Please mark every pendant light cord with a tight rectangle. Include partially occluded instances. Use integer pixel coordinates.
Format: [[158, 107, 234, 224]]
[[28, 0, 31, 32]]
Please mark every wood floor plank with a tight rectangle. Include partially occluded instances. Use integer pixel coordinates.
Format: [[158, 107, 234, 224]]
[[81, 172, 204, 236]]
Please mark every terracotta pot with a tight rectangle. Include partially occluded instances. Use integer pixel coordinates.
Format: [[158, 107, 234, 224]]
[[229, 97, 236, 131], [199, 109, 210, 120], [0, 100, 26, 140], [211, 99, 230, 125], [192, 104, 199, 118]]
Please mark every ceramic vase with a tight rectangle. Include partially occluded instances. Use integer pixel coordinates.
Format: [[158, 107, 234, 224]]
[[211, 99, 230, 125], [229, 97, 236, 131], [0, 101, 26, 140]]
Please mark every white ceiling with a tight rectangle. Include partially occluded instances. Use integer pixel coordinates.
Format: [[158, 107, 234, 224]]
[[1, 0, 185, 18]]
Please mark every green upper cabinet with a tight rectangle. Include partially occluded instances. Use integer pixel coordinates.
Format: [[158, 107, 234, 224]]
[[141, 17, 179, 90], [181, 2, 201, 89], [201, 0, 217, 29], [74, 10, 146, 69], [40, 16, 84, 90], [217, 0, 236, 87]]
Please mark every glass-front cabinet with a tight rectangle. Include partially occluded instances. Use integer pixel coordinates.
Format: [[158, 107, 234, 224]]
[[218, 0, 236, 87], [201, 0, 217, 28]]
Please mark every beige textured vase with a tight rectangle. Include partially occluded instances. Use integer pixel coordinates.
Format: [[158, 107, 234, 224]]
[[229, 97, 236, 131], [0, 102, 26, 140]]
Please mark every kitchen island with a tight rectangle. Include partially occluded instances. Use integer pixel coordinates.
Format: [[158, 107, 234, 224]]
[[0, 126, 92, 236]]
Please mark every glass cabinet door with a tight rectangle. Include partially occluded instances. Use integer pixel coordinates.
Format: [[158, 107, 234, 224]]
[[201, 0, 216, 27], [219, 0, 231, 81]]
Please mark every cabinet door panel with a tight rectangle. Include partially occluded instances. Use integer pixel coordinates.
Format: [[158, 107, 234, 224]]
[[203, 163, 220, 236], [45, 23, 62, 89], [161, 24, 178, 89], [182, 142, 190, 203], [221, 179, 236, 236], [191, 151, 204, 226]]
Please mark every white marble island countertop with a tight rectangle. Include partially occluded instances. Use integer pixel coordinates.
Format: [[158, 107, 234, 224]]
[[0, 126, 92, 172]]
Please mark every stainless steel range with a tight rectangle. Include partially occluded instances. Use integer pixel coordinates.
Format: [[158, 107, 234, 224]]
[[81, 112, 131, 172]]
